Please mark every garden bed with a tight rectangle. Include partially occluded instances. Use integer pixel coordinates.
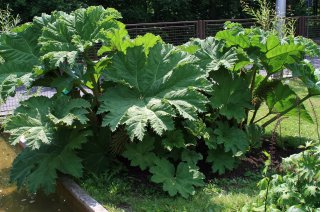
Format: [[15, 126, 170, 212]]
[[78, 79, 320, 211], [77, 136, 302, 211], [1, 5, 319, 211]]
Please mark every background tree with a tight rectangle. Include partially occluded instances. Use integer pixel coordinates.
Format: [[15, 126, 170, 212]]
[[0, 0, 316, 24]]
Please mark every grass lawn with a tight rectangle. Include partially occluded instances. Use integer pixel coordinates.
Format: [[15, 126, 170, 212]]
[[254, 79, 320, 147], [80, 79, 320, 212], [79, 172, 260, 212]]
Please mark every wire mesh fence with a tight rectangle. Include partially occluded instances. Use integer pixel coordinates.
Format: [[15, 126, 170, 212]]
[[0, 16, 319, 117], [127, 21, 199, 45], [0, 87, 56, 117], [204, 19, 255, 37]]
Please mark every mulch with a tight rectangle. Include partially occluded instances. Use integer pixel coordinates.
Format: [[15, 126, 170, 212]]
[[206, 136, 301, 180]]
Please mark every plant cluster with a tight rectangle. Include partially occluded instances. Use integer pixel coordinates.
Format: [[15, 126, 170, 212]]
[[241, 0, 297, 36], [1, 0, 312, 24], [244, 141, 320, 211], [0, 6, 320, 198], [0, 5, 20, 33]]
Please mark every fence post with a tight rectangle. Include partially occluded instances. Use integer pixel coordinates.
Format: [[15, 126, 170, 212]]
[[296, 16, 301, 36], [299, 16, 307, 37], [201, 20, 206, 39], [197, 20, 205, 39]]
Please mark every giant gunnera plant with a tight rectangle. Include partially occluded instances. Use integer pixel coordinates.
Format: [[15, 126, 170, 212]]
[[0, 6, 319, 198]]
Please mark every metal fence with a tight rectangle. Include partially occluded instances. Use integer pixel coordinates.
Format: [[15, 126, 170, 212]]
[[0, 87, 55, 117], [126, 19, 256, 43], [127, 16, 320, 45], [1, 16, 319, 117], [203, 19, 255, 37], [127, 21, 199, 45], [296, 16, 320, 42]]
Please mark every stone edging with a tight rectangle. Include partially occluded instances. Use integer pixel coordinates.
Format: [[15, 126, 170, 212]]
[[18, 140, 108, 212], [57, 175, 108, 212]]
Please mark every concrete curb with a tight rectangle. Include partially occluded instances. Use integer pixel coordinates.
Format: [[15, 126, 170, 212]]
[[18, 140, 108, 212], [57, 175, 108, 212]]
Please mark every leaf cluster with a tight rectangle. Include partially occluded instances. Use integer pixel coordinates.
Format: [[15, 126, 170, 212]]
[[1, 6, 320, 199], [244, 142, 320, 211]]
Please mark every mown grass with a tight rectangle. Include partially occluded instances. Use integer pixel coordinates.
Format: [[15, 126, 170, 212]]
[[79, 171, 260, 212], [80, 79, 320, 212], [254, 79, 320, 147]]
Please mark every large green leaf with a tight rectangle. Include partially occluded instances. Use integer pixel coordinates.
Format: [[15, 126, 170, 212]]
[[210, 70, 252, 122], [150, 158, 204, 198], [286, 61, 320, 96], [97, 23, 131, 54], [5, 113, 54, 150], [98, 24, 162, 55], [181, 149, 203, 166], [215, 24, 305, 74], [293, 36, 320, 58], [215, 28, 250, 49], [48, 95, 91, 126], [122, 136, 158, 170], [162, 130, 186, 151], [214, 121, 250, 155], [263, 44, 304, 74], [80, 127, 113, 174], [10, 129, 91, 193], [0, 25, 41, 101], [0, 25, 40, 64], [265, 81, 313, 123], [191, 37, 238, 73], [4, 95, 90, 149], [0, 63, 33, 102], [38, 6, 122, 78], [99, 43, 209, 141], [5, 96, 54, 149], [206, 149, 237, 175]]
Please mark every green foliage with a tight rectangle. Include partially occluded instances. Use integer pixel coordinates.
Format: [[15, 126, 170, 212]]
[[98, 43, 209, 141], [265, 81, 313, 122], [122, 136, 157, 170], [245, 124, 264, 149], [4, 96, 90, 149], [4, 97, 54, 149], [0, 5, 20, 32], [241, 0, 275, 31], [0, 0, 243, 24], [2, 0, 314, 26], [214, 23, 319, 128], [162, 130, 186, 150], [214, 122, 250, 155], [10, 129, 91, 194], [0, 24, 40, 102], [244, 142, 320, 211], [181, 149, 203, 166], [150, 158, 204, 198], [185, 37, 238, 73], [2, 5, 320, 199], [206, 149, 237, 175], [209, 70, 252, 122], [47, 96, 91, 126]]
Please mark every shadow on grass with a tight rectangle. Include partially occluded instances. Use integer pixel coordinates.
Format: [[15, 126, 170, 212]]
[[264, 132, 312, 149], [80, 171, 259, 212]]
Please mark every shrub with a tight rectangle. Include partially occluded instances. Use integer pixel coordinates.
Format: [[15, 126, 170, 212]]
[[0, 6, 319, 198], [243, 142, 320, 211]]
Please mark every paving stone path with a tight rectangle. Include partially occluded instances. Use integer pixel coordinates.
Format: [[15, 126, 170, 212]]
[[311, 57, 320, 68]]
